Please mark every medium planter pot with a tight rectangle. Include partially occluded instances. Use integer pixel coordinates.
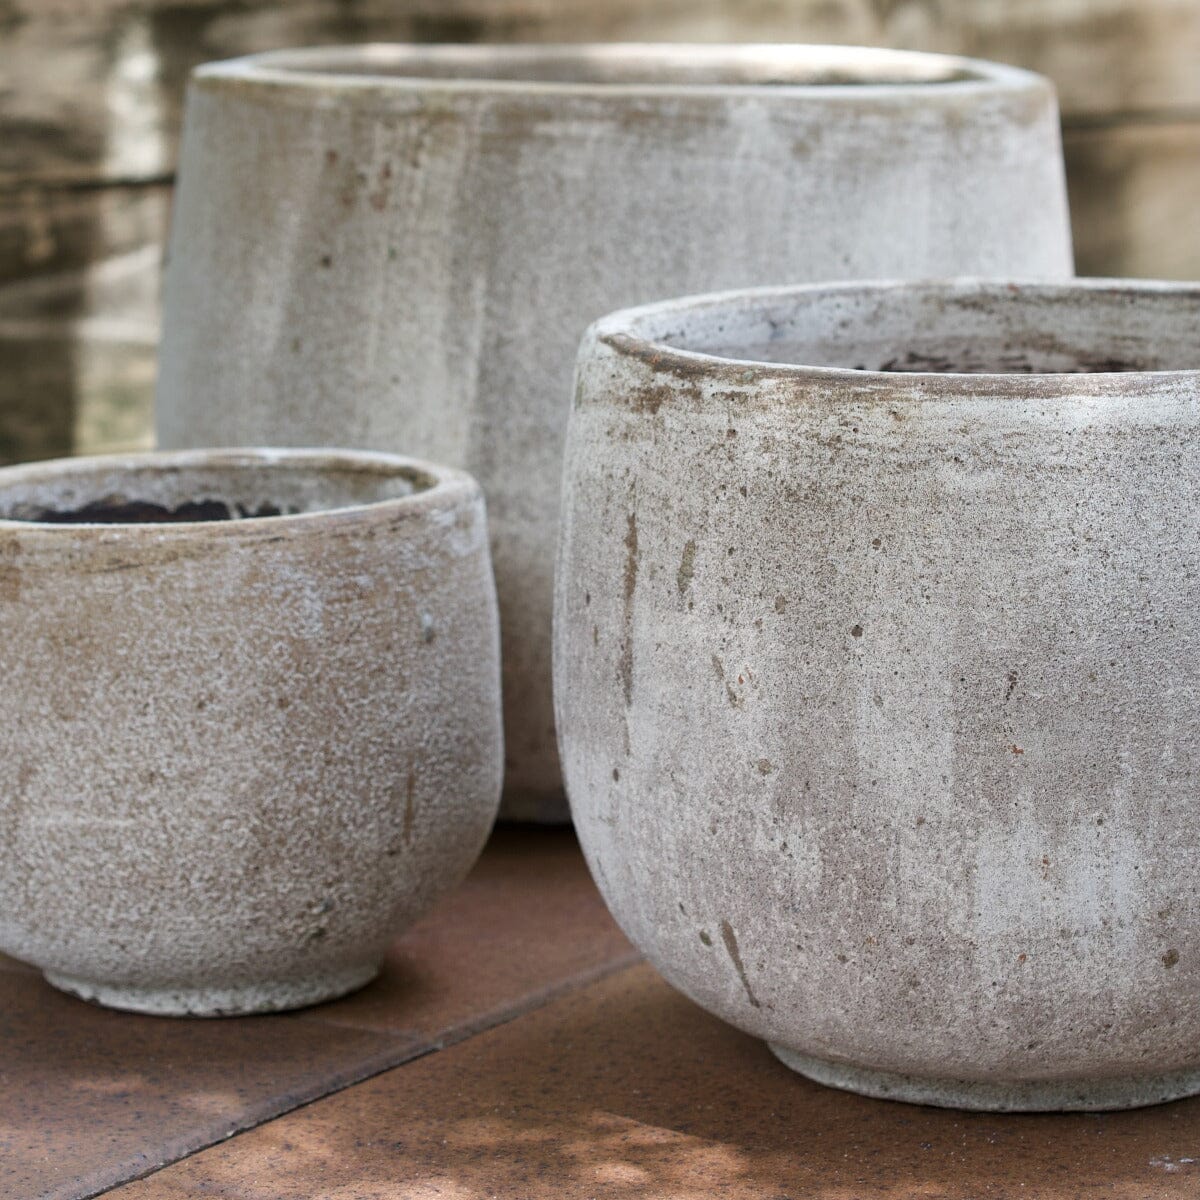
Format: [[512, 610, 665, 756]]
[[156, 43, 1073, 824], [0, 448, 502, 1016], [556, 278, 1200, 1111]]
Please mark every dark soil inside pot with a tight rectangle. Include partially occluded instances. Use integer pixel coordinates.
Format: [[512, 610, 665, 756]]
[[18, 497, 290, 524], [868, 350, 1151, 374]]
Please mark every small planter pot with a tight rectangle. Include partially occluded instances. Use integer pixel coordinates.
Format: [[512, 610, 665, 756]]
[[556, 279, 1200, 1110], [155, 43, 1073, 824], [0, 448, 502, 1016]]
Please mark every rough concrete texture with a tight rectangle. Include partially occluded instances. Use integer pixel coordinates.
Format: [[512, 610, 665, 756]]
[[0, 447, 502, 1015], [155, 43, 1073, 823], [556, 279, 1200, 1110]]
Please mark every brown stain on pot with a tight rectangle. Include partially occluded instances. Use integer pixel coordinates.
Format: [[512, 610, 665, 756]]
[[402, 769, 416, 846], [720, 919, 761, 1009], [624, 383, 672, 416], [710, 655, 741, 709], [676, 539, 696, 596], [368, 160, 394, 212]]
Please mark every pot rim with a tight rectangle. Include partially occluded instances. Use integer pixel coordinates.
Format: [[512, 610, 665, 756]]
[[584, 278, 1200, 398], [192, 42, 1048, 104], [0, 447, 480, 541]]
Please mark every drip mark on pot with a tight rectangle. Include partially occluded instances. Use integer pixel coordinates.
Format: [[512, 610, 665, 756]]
[[369, 161, 393, 211], [619, 507, 639, 710], [720, 920, 761, 1008], [677, 539, 696, 596], [1005, 670, 1018, 700], [403, 771, 416, 846], [711, 656, 741, 708]]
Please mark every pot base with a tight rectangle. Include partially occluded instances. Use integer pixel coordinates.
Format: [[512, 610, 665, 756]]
[[768, 1043, 1200, 1112], [44, 961, 380, 1017]]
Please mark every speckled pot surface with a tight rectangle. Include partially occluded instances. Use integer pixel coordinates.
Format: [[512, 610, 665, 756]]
[[155, 43, 1073, 823], [0, 448, 502, 1016], [555, 279, 1200, 1110]]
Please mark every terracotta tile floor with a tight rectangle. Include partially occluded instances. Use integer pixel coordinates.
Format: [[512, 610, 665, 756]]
[[9, 828, 1200, 1200]]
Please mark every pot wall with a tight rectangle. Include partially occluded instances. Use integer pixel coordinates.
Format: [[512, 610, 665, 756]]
[[155, 45, 1073, 822], [555, 281, 1200, 1108], [0, 449, 503, 1014]]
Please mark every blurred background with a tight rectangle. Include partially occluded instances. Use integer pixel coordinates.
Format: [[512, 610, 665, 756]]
[[2, 0, 1197, 467]]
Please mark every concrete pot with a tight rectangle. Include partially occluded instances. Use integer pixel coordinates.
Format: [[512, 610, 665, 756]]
[[0, 448, 502, 1016], [155, 43, 1073, 823], [556, 278, 1200, 1111]]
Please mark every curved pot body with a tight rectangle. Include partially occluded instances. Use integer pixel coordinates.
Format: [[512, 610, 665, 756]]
[[156, 43, 1073, 822], [556, 279, 1200, 1110], [0, 448, 502, 1015]]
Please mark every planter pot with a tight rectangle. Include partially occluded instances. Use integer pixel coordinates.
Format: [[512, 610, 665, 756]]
[[155, 43, 1073, 824], [556, 278, 1200, 1111], [0, 448, 502, 1015]]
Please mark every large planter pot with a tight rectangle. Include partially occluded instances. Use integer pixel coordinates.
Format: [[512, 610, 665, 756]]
[[556, 278, 1200, 1111], [0, 448, 502, 1015], [155, 43, 1073, 823]]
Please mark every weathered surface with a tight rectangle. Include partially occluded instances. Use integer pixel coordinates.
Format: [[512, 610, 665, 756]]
[[154, 44, 1071, 822], [0, 448, 502, 1015], [557, 279, 1200, 1109]]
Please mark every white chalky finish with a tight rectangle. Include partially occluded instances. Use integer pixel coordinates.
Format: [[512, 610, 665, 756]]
[[0, 448, 502, 1016], [155, 44, 1073, 823], [555, 279, 1200, 1111]]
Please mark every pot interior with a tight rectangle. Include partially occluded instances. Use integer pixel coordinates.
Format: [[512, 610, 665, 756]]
[[252, 44, 979, 88], [639, 283, 1200, 375], [0, 456, 436, 525]]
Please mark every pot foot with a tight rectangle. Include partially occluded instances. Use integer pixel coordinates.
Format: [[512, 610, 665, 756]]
[[767, 1043, 1200, 1112], [44, 962, 380, 1017]]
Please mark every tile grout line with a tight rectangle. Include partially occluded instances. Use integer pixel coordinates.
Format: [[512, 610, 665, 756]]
[[311, 948, 646, 1044], [396, 948, 646, 1053], [84, 951, 645, 1200]]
